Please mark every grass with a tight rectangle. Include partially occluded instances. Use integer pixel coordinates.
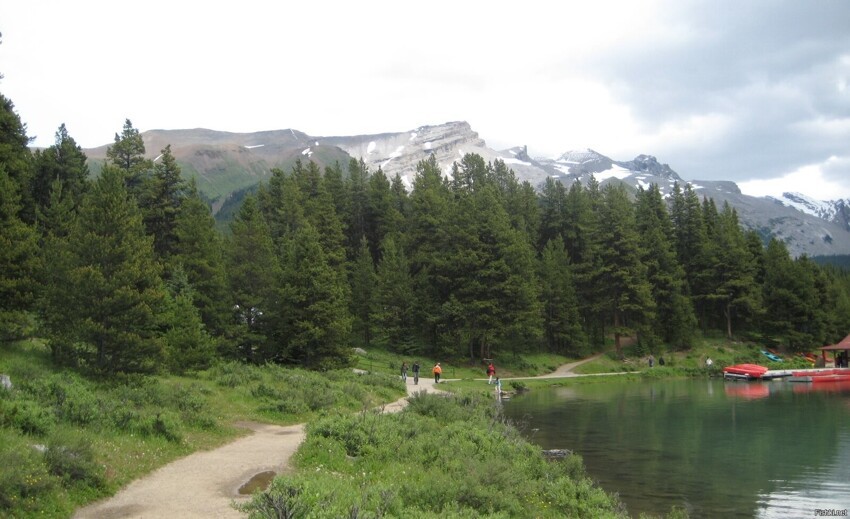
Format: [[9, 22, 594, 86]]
[[352, 347, 573, 381], [0, 340, 405, 519], [238, 391, 628, 518]]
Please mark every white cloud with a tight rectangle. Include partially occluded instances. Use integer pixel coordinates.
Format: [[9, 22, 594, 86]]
[[739, 157, 850, 200]]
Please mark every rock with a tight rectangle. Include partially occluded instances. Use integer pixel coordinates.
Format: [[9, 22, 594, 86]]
[[542, 449, 573, 460], [0, 374, 12, 391], [353, 347, 368, 356]]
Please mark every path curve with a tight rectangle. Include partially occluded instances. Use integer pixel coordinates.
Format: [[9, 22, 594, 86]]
[[74, 378, 441, 518], [73, 356, 602, 518]]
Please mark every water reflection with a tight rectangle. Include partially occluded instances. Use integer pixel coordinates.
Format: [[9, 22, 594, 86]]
[[502, 379, 850, 518]]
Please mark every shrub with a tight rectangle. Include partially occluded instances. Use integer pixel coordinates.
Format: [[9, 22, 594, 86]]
[[45, 429, 104, 488], [1, 398, 56, 436], [0, 432, 55, 513]]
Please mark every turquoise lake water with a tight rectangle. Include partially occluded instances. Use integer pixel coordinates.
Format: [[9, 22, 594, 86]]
[[501, 378, 850, 518]]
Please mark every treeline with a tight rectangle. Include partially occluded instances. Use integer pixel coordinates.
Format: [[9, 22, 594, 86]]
[[3, 96, 850, 376]]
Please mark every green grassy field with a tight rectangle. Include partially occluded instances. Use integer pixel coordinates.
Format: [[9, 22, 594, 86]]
[[0, 340, 405, 518]]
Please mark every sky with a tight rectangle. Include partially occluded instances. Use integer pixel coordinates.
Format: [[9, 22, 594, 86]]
[[1, 0, 849, 199]]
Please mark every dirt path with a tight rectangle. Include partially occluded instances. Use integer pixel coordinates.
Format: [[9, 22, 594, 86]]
[[73, 377, 441, 518], [74, 356, 603, 518]]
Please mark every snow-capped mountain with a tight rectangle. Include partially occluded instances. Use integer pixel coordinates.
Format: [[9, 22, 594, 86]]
[[82, 121, 850, 258], [769, 193, 850, 232]]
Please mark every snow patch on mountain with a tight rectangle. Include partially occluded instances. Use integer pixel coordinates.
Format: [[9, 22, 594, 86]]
[[771, 192, 837, 219], [595, 164, 630, 182]]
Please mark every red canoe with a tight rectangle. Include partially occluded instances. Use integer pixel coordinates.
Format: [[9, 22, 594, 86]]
[[723, 364, 768, 380]]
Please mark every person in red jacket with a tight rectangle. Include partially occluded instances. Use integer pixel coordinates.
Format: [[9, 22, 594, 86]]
[[486, 362, 496, 384]]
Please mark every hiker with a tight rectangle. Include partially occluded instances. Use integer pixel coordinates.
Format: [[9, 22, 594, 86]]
[[648, 355, 655, 368], [706, 357, 713, 367], [412, 361, 420, 385], [401, 362, 408, 382], [486, 362, 496, 384], [433, 362, 442, 384], [658, 356, 665, 366]]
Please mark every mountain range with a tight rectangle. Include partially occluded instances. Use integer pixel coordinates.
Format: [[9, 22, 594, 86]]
[[83, 121, 850, 258]]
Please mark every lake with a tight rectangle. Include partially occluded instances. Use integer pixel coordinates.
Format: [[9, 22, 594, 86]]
[[501, 378, 850, 518]]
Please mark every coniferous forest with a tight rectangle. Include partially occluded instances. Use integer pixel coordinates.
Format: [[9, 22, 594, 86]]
[[3, 94, 850, 379]]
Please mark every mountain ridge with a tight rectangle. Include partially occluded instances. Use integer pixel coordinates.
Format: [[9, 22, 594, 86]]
[[82, 121, 850, 257]]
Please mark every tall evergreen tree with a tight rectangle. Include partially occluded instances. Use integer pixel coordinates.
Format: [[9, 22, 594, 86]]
[[0, 166, 39, 340], [45, 165, 166, 373], [142, 145, 186, 263], [539, 236, 587, 355], [406, 154, 452, 351], [710, 202, 761, 338], [106, 119, 151, 195], [277, 222, 352, 368], [227, 196, 280, 362], [174, 179, 232, 336], [634, 185, 696, 349], [350, 236, 376, 347], [597, 184, 655, 356], [31, 124, 89, 231], [372, 235, 416, 352], [0, 93, 34, 223]]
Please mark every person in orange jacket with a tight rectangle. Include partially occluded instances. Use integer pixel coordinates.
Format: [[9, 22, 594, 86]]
[[432, 362, 442, 384], [486, 362, 496, 384]]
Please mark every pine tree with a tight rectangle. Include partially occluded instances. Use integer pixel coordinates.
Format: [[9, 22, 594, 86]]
[[710, 202, 761, 338], [227, 195, 280, 362], [373, 235, 416, 352], [406, 154, 451, 350], [106, 119, 152, 195], [159, 266, 215, 374], [0, 166, 39, 340], [366, 168, 404, 260], [141, 145, 186, 263], [31, 124, 89, 231], [539, 236, 587, 355], [174, 179, 232, 336], [0, 93, 34, 223], [350, 236, 376, 347], [634, 185, 696, 349], [46, 165, 166, 373], [597, 184, 655, 356], [277, 222, 352, 369]]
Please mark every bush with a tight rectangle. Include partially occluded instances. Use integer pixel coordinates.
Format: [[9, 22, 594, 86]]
[[0, 432, 55, 514], [45, 429, 104, 488], [242, 393, 624, 518], [1, 398, 56, 436]]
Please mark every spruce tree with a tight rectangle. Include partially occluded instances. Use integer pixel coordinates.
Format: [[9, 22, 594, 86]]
[[710, 202, 761, 338], [350, 236, 376, 347], [142, 145, 186, 263], [0, 93, 34, 223], [106, 119, 152, 195], [373, 235, 416, 352], [277, 222, 352, 369], [0, 166, 39, 340], [31, 124, 89, 232], [634, 185, 696, 349], [227, 195, 280, 362], [174, 179, 232, 336], [539, 236, 587, 355], [598, 183, 655, 356], [48, 165, 166, 373]]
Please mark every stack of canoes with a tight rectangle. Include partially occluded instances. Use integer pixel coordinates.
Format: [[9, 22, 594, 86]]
[[787, 368, 850, 383], [723, 364, 769, 380]]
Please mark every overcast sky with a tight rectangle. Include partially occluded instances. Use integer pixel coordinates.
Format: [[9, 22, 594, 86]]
[[1, 0, 849, 199]]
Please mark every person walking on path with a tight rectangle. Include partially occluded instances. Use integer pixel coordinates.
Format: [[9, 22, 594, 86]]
[[433, 362, 442, 384], [412, 361, 420, 385], [401, 362, 408, 383], [486, 362, 496, 384]]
